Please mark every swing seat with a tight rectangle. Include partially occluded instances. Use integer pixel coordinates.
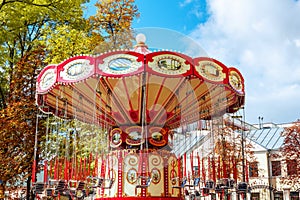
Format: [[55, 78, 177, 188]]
[[101, 178, 115, 189], [32, 182, 46, 199], [46, 179, 66, 197], [86, 176, 104, 196], [68, 180, 86, 199], [171, 177, 187, 189], [204, 180, 215, 189], [45, 179, 58, 197], [55, 180, 67, 196], [185, 177, 201, 188], [216, 178, 235, 191], [237, 182, 248, 193], [136, 176, 152, 188], [32, 182, 46, 195], [135, 176, 152, 195], [87, 176, 104, 188]]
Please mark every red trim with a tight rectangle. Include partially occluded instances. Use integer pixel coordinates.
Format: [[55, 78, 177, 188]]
[[164, 157, 169, 196], [117, 151, 123, 197], [197, 152, 201, 177], [56, 55, 95, 83], [228, 67, 245, 94], [190, 151, 194, 176], [145, 51, 193, 77], [193, 57, 229, 84], [183, 153, 187, 178], [94, 51, 144, 77]]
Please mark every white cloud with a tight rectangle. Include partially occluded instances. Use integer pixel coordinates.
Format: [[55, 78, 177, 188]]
[[190, 0, 300, 123], [294, 39, 300, 47], [179, 0, 193, 7]]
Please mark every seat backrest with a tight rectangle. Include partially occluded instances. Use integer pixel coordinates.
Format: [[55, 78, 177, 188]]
[[181, 179, 187, 188], [34, 183, 45, 194], [145, 177, 151, 186], [97, 178, 104, 187], [77, 181, 85, 190], [56, 180, 66, 193], [193, 178, 200, 186]]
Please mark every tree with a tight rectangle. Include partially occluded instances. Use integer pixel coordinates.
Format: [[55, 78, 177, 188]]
[[280, 120, 300, 186], [89, 0, 140, 53], [0, 47, 46, 184], [0, 0, 140, 191], [40, 23, 103, 64], [0, 0, 88, 104], [0, 0, 89, 191], [213, 117, 255, 182]]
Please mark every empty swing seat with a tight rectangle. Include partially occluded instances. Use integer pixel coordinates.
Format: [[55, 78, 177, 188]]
[[86, 176, 104, 196], [205, 180, 215, 189], [32, 182, 46, 199], [199, 180, 215, 195], [87, 176, 104, 188], [237, 182, 248, 192], [216, 178, 235, 191], [46, 179, 66, 197], [68, 180, 86, 199]]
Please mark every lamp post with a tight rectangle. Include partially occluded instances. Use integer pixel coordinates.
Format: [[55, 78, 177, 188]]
[[258, 116, 263, 129], [241, 107, 247, 200]]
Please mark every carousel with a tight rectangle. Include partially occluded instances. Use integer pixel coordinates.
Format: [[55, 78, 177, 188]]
[[32, 34, 245, 200]]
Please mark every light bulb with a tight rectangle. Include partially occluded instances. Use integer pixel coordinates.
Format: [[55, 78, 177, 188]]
[[136, 33, 146, 44]]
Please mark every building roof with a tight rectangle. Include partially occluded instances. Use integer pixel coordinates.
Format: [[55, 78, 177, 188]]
[[246, 126, 285, 150]]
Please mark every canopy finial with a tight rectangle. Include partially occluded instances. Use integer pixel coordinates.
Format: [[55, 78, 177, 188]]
[[136, 33, 146, 44], [134, 33, 151, 54]]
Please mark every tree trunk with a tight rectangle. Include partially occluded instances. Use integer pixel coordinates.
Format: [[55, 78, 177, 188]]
[[26, 177, 31, 200]]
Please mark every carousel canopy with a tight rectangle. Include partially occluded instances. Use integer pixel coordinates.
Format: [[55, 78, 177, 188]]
[[36, 35, 245, 130]]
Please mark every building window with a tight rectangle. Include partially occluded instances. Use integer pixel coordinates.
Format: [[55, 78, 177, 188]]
[[251, 192, 260, 200], [249, 162, 258, 177], [271, 161, 281, 176], [274, 192, 283, 200], [287, 159, 298, 176], [290, 192, 300, 200]]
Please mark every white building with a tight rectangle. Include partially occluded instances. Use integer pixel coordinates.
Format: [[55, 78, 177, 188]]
[[172, 119, 300, 200], [246, 122, 300, 200]]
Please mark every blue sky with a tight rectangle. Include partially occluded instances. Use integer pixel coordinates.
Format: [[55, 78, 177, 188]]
[[86, 0, 300, 124], [132, 0, 208, 35]]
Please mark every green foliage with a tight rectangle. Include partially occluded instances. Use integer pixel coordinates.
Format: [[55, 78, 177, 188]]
[[0, 0, 89, 185], [41, 23, 103, 63], [42, 118, 108, 160], [0, 0, 139, 186]]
